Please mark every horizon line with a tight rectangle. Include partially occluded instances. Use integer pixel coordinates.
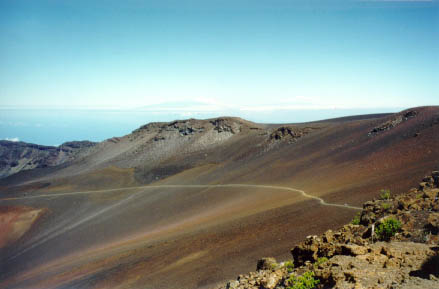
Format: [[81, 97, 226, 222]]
[[0, 104, 416, 111]]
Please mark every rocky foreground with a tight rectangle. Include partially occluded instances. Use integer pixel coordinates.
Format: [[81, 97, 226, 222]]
[[219, 171, 439, 289]]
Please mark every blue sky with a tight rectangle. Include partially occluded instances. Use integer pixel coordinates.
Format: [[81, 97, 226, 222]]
[[0, 0, 438, 144]]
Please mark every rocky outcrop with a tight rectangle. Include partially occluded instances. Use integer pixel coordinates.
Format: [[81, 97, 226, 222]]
[[368, 110, 418, 136], [210, 118, 242, 134], [132, 117, 245, 136], [312, 242, 437, 289], [269, 126, 317, 143], [0, 140, 95, 179], [219, 171, 439, 289]]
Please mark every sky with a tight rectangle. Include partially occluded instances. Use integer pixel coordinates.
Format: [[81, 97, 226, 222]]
[[0, 0, 438, 144]]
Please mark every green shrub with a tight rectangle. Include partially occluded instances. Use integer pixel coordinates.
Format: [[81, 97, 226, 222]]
[[376, 217, 401, 241], [314, 257, 328, 267], [379, 189, 391, 200], [284, 260, 295, 273], [351, 212, 361, 225], [287, 271, 320, 289]]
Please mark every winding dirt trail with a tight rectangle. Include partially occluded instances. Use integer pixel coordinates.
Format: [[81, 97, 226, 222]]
[[0, 183, 361, 289], [0, 184, 362, 210]]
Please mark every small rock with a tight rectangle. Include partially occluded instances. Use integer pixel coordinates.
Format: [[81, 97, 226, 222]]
[[260, 272, 282, 289], [257, 257, 278, 271], [425, 213, 439, 234], [342, 244, 368, 256], [226, 280, 240, 289]]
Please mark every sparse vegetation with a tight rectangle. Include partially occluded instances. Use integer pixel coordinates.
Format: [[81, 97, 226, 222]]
[[284, 260, 295, 273], [351, 212, 361, 225], [381, 202, 391, 210], [376, 217, 401, 241], [380, 189, 391, 200], [220, 171, 439, 289], [314, 257, 328, 267], [287, 271, 320, 289]]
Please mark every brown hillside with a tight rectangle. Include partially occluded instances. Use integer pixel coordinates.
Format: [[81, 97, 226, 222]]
[[0, 106, 438, 289]]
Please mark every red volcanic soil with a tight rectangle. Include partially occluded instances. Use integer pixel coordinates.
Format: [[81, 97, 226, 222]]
[[0, 206, 46, 249], [0, 106, 438, 289]]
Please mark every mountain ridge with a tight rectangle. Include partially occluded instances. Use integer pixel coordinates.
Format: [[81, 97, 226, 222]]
[[0, 106, 438, 289], [0, 140, 96, 179], [0, 109, 419, 184]]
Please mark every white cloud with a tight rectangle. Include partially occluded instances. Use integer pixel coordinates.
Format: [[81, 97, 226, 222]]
[[239, 104, 340, 112], [4, 137, 20, 142], [179, 112, 195, 117], [116, 97, 395, 114], [132, 97, 233, 113], [0, 97, 233, 112]]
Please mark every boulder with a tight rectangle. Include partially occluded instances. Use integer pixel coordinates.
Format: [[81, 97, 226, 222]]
[[260, 270, 283, 289], [341, 244, 368, 256]]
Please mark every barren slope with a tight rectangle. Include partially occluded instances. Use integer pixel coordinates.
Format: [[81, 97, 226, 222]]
[[0, 107, 438, 289]]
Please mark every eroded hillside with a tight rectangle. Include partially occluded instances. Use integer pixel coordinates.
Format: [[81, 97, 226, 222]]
[[0, 107, 438, 289], [0, 141, 95, 179]]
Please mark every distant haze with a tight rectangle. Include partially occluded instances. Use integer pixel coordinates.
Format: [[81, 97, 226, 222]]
[[1, 0, 437, 145], [0, 107, 401, 145]]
